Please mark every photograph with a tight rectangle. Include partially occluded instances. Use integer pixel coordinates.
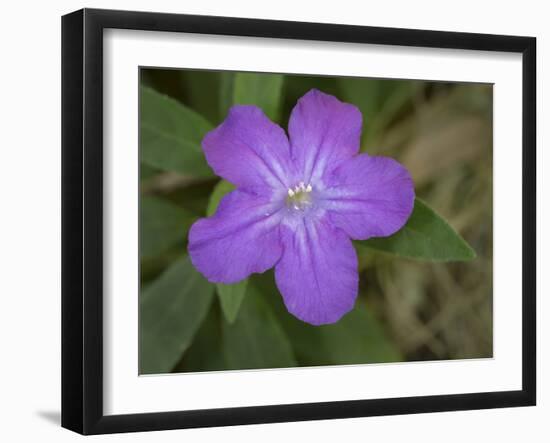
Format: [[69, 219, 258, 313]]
[[138, 68, 493, 375], [1, 1, 544, 440]]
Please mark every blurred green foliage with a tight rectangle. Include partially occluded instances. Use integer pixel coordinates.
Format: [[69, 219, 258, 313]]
[[140, 86, 213, 177], [139, 68, 492, 375], [140, 256, 214, 374], [140, 195, 196, 259]]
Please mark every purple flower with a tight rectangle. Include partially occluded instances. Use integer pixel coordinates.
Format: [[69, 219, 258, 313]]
[[189, 89, 414, 325]]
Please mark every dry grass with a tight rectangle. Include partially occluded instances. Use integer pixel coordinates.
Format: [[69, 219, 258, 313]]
[[364, 82, 493, 361]]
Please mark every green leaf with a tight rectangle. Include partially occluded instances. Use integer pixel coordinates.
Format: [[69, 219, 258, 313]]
[[315, 302, 402, 364], [140, 85, 213, 177], [219, 72, 236, 120], [206, 180, 248, 323], [222, 283, 297, 369], [220, 72, 285, 122], [206, 180, 236, 216], [217, 280, 248, 324], [139, 163, 159, 182], [291, 303, 402, 365], [162, 180, 217, 217], [339, 78, 385, 127], [253, 273, 401, 366], [140, 195, 195, 258], [140, 256, 215, 374], [179, 70, 222, 125], [177, 285, 296, 372], [175, 301, 226, 372], [338, 78, 419, 145], [361, 198, 476, 261]]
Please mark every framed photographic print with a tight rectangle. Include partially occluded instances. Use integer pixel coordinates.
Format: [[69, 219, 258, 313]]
[[61, 8, 536, 435]]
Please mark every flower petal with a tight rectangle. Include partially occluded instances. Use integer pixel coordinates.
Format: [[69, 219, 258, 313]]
[[323, 154, 415, 240], [202, 105, 294, 191], [288, 89, 362, 184], [188, 190, 283, 283], [275, 217, 358, 325]]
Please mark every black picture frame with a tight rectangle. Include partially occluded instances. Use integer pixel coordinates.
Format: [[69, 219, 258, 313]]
[[61, 8, 536, 435]]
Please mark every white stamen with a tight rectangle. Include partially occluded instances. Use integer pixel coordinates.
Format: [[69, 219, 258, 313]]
[[286, 182, 314, 211]]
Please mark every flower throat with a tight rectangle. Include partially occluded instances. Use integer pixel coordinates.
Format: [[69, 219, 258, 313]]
[[286, 182, 313, 211]]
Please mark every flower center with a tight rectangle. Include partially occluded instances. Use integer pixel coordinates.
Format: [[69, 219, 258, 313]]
[[286, 182, 313, 211]]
